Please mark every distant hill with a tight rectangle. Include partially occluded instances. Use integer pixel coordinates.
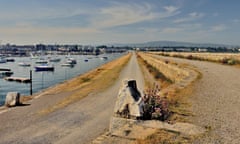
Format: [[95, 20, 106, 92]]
[[112, 41, 234, 48]]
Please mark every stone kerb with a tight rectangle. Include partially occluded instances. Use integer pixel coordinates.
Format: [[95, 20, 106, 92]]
[[110, 79, 144, 136], [5, 92, 20, 107]]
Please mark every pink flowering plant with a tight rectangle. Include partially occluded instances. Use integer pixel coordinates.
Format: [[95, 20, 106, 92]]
[[142, 84, 170, 121]]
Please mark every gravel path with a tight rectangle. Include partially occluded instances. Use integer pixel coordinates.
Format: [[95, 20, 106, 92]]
[[0, 53, 144, 144], [155, 55, 240, 144]]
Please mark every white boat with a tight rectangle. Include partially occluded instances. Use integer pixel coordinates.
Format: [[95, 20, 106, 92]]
[[36, 58, 48, 64], [67, 58, 77, 64], [100, 56, 108, 60], [61, 59, 76, 67], [0, 57, 7, 63], [30, 52, 39, 59], [49, 57, 61, 62], [61, 63, 74, 67], [18, 62, 31, 67]]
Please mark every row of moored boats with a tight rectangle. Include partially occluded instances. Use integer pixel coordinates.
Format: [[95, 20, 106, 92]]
[[1, 54, 108, 74]]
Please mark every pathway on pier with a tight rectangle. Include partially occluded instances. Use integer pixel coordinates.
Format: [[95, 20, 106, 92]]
[[0, 53, 144, 144]]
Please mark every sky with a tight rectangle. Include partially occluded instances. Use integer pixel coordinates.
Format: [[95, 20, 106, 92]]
[[0, 0, 239, 45]]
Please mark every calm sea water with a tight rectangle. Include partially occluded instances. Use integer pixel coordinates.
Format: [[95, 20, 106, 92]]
[[0, 53, 124, 106]]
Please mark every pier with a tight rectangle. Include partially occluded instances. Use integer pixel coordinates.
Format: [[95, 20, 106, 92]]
[[4, 77, 31, 83]]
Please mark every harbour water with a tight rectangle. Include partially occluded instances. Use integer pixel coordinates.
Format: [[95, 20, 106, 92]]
[[0, 53, 124, 106]]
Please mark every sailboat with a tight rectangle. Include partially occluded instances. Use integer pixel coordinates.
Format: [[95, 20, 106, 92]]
[[30, 52, 39, 59], [18, 62, 31, 67], [48, 50, 61, 62]]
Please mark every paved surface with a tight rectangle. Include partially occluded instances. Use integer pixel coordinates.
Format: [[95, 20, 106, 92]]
[[0, 53, 144, 144], [154, 55, 240, 144]]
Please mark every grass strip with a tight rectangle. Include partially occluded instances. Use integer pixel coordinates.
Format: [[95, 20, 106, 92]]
[[136, 53, 172, 89], [39, 53, 131, 115]]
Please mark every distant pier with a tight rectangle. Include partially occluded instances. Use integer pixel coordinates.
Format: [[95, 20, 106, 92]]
[[4, 77, 31, 83]]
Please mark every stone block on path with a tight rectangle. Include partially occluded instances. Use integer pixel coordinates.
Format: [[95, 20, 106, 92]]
[[5, 92, 20, 107]]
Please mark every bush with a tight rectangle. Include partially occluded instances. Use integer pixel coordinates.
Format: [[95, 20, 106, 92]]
[[186, 55, 193, 60], [220, 58, 237, 65], [142, 84, 170, 121], [221, 58, 228, 64], [227, 59, 236, 65], [81, 77, 91, 82]]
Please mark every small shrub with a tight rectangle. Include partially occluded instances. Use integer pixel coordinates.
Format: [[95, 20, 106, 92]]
[[227, 59, 236, 65], [220, 58, 229, 64], [186, 55, 193, 60], [163, 53, 170, 57], [142, 84, 170, 121], [81, 77, 91, 82]]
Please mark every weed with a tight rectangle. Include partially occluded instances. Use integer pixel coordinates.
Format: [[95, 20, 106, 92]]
[[81, 77, 91, 82], [142, 84, 170, 121]]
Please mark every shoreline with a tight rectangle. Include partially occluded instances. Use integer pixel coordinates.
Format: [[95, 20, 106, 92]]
[[0, 52, 133, 144], [0, 53, 125, 106], [0, 53, 131, 112]]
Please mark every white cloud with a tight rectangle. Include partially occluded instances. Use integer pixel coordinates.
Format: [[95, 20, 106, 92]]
[[174, 12, 204, 23], [90, 3, 180, 29], [161, 27, 183, 33], [95, 3, 156, 28], [179, 23, 203, 29], [210, 24, 226, 32], [164, 6, 179, 13], [0, 26, 99, 35], [139, 28, 160, 33], [0, 26, 102, 44], [213, 12, 219, 17], [233, 19, 240, 23]]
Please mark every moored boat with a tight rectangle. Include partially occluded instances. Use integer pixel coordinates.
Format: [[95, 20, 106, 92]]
[[18, 62, 31, 67], [35, 64, 54, 71], [100, 56, 108, 60], [61, 63, 74, 67], [0, 67, 13, 77], [61, 59, 76, 67], [35, 59, 48, 64], [6, 58, 15, 62], [0, 57, 7, 63], [30, 53, 39, 59], [67, 58, 77, 64], [49, 57, 61, 62]]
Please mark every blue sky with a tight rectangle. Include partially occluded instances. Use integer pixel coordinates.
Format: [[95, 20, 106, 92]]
[[0, 0, 239, 45]]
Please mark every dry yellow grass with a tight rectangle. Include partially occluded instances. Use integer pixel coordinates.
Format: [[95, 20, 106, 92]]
[[138, 52, 190, 83], [135, 129, 195, 144], [135, 53, 201, 143], [137, 52, 200, 122], [137, 52, 198, 92], [136, 52, 171, 89], [154, 52, 240, 66], [39, 53, 131, 115]]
